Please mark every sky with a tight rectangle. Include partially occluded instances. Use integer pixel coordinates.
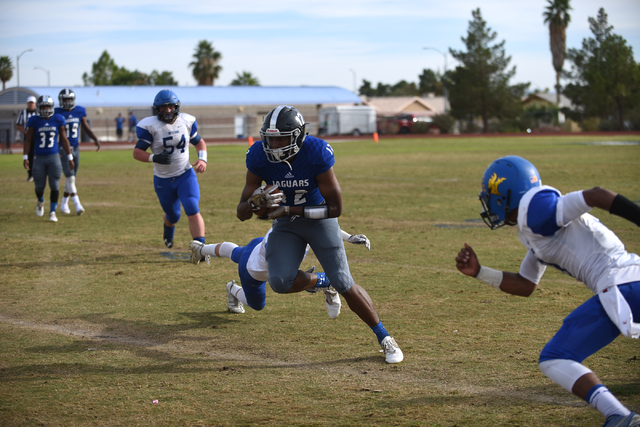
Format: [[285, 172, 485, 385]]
[[2, 0, 639, 94]]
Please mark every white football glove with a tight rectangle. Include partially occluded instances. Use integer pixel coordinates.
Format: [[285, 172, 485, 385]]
[[248, 185, 283, 211], [348, 234, 371, 251], [260, 205, 290, 220]]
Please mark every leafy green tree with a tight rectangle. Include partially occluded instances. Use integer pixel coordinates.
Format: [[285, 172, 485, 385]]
[[0, 56, 13, 90], [563, 8, 640, 130], [148, 70, 178, 86], [189, 40, 222, 86], [448, 8, 529, 133], [375, 82, 392, 97], [358, 79, 376, 97], [111, 67, 148, 85], [82, 50, 118, 86], [230, 71, 260, 86], [418, 69, 443, 96], [543, 0, 572, 106], [82, 51, 177, 86], [389, 80, 418, 96]]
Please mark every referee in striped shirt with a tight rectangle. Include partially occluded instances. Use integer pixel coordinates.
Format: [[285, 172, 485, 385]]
[[16, 96, 37, 181]]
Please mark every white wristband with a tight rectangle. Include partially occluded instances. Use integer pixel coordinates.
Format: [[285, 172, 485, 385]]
[[476, 266, 503, 289], [67, 153, 74, 161], [23, 154, 28, 160], [198, 150, 207, 163], [148, 154, 154, 163]]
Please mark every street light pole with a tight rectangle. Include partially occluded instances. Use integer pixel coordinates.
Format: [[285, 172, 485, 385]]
[[17, 49, 33, 87], [349, 68, 357, 94], [34, 66, 50, 86], [423, 47, 449, 113]]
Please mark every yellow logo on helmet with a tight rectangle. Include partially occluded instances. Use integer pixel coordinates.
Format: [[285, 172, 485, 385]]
[[488, 173, 506, 196]]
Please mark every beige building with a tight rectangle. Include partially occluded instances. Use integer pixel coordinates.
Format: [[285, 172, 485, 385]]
[[521, 92, 582, 132]]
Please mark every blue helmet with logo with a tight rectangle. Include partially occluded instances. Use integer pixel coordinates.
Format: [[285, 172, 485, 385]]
[[153, 89, 180, 123], [479, 156, 541, 229]]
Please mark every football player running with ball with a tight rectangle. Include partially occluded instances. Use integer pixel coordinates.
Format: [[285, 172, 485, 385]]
[[235, 105, 403, 364], [55, 88, 100, 216], [133, 89, 208, 253], [455, 156, 640, 427]]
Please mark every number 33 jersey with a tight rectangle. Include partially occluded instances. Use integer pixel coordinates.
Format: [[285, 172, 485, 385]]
[[136, 113, 202, 179], [27, 114, 66, 156]]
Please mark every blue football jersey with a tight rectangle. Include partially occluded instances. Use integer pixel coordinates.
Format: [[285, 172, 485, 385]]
[[54, 106, 87, 147], [246, 136, 335, 207], [27, 114, 66, 156]]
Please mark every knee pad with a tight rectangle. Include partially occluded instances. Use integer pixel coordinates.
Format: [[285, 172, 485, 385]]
[[268, 274, 295, 294], [65, 175, 77, 194], [165, 209, 180, 225], [539, 359, 593, 393]]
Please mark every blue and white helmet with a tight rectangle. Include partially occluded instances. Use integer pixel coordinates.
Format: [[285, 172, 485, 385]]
[[36, 95, 55, 119], [479, 156, 541, 229], [153, 89, 180, 123]]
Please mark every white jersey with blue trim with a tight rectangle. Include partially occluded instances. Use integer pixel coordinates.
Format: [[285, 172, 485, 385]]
[[246, 228, 311, 282], [517, 185, 640, 294], [136, 113, 200, 179]]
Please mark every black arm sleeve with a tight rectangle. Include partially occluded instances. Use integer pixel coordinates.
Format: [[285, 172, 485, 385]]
[[610, 194, 640, 226]]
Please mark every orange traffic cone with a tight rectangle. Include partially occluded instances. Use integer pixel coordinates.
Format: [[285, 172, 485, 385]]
[[373, 132, 379, 143], [248, 136, 254, 146]]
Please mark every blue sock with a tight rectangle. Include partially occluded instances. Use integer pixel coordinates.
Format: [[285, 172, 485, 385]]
[[50, 202, 57, 212], [586, 384, 606, 403], [313, 272, 330, 289], [163, 224, 175, 240], [193, 236, 204, 244], [371, 321, 389, 344], [38, 196, 44, 203]]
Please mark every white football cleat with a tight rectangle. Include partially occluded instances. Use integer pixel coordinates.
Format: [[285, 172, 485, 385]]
[[601, 412, 640, 427], [75, 204, 84, 216], [324, 287, 341, 319], [380, 336, 403, 364], [36, 202, 44, 217], [61, 204, 71, 214], [49, 211, 58, 222], [226, 280, 245, 314], [189, 240, 210, 265]]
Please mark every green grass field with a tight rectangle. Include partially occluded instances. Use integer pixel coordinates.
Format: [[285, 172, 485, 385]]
[[0, 135, 638, 426]]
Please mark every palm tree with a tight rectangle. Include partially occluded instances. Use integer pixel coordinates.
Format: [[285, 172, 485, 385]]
[[189, 40, 222, 86], [0, 56, 14, 90], [230, 71, 260, 86], [543, 0, 572, 106]]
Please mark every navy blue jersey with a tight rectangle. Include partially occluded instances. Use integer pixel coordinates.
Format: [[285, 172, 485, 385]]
[[246, 136, 334, 207], [27, 114, 66, 156], [54, 106, 87, 147]]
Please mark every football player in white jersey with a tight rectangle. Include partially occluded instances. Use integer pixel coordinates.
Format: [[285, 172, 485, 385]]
[[455, 156, 640, 427], [133, 90, 208, 255], [190, 226, 371, 317]]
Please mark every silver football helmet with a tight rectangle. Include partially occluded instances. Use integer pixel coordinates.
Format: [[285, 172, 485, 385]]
[[58, 88, 76, 110], [36, 95, 55, 119], [259, 105, 307, 164]]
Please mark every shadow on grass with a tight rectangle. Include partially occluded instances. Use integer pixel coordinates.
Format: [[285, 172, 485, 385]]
[[1, 252, 193, 268]]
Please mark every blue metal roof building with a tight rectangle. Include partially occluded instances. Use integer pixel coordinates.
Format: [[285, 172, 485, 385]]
[[0, 86, 361, 108], [0, 86, 363, 141]]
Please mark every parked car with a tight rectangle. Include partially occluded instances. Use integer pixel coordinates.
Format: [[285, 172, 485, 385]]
[[377, 114, 433, 134]]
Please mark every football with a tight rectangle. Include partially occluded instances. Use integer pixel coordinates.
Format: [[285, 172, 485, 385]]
[[253, 185, 281, 218]]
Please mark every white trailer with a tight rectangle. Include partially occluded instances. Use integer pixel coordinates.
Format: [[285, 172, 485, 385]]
[[318, 105, 377, 136]]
